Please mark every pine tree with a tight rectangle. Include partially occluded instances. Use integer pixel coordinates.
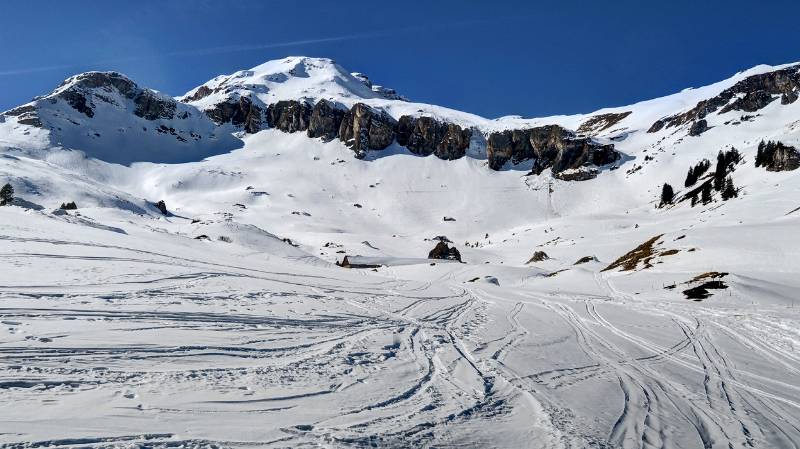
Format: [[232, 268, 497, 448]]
[[684, 166, 695, 187], [714, 151, 726, 191], [691, 193, 698, 207], [701, 181, 713, 204], [0, 183, 13, 206], [725, 148, 741, 166], [660, 183, 674, 207], [721, 176, 738, 200], [685, 159, 710, 187]]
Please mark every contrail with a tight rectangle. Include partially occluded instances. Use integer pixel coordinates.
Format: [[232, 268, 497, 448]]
[[0, 15, 528, 77], [0, 30, 398, 77]]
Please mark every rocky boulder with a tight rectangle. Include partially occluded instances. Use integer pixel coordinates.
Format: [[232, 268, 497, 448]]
[[338, 103, 397, 159], [396, 116, 472, 160], [428, 241, 462, 262], [526, 251, 550, 263], [266, 100, 312, 133], [307, 99, 346, 140]]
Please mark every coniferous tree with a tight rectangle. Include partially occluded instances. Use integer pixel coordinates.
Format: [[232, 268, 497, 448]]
[[714, 151, 728, 191], [685, 159, 710, 187], [725, 148, 741, 166], [691, 193, 699, 207], [756, 141, 765, 167], [721, 176, 738, 200], [0, 183, 13, 206], [701, 181, 713, 204], [660, 183, 675, 207], [684, 166, 695, 187]]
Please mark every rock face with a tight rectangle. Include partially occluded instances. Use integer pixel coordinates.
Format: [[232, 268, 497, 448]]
[[486, 125, 620, 174], [206, 96, 264, 134], [338, 103, 397, 158], [688, 119, 709, 136], [266, 100, 312, 133], [396, 116, 472, 160], [648, 64, 800, 134], [307, 100, 346, 140], [756, 140, 800, 171], [428, 241, 462, 262]]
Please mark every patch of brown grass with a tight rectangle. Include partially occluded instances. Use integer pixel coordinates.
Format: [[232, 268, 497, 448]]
[[602, 235, 664, 272], [688, 271, 728, 283]]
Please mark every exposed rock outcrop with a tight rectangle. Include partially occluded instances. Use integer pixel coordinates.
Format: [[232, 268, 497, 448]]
[[307, 99, 346, 140], [526, 251, 550, 263], [688, 119, 709, 136], [206, 96, 264, 134], [577, 111, 632, 135], [3, 104, 42, 127], [396, 116, 472, 160], [154, 200, 168, 215], [554, 167, 599, 181], [133, 90, 177, 121], [338, 103, 397, 158], [756, 140, 800, 171], [648, 64, 800, 133], [486, 125, 620, 174], [266, 100, 312, 133], [428, 241, 462, 262]]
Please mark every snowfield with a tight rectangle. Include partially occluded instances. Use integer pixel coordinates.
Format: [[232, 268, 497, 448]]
[[1, 57, 799, 448]]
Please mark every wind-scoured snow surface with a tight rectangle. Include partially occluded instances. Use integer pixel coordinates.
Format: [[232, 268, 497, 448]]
[[1, 57, 800, 448]]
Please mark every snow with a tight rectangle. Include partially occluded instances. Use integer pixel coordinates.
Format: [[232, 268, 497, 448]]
[[1, 57, 800, 448]]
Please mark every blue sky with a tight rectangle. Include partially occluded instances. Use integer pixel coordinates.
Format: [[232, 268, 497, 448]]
[[2, 0, 799, 118]]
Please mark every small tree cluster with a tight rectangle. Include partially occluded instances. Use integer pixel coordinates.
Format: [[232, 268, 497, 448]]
[[721, 176, 738, 200], [755, 140, 775, 167], [701, 181, 713, 205], [0, 183, 13, 206], [713, 148, 741, 191], [684, 159, 711, 187], [755, 140, 800, 171], [659, 183, 674, 207]]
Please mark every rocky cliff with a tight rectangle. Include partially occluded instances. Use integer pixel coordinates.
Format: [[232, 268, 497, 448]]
[[337, 103, 397, 159], [205, 96, 264, 134], [396, 116, 472, 160], [486, 125, 619, 175]]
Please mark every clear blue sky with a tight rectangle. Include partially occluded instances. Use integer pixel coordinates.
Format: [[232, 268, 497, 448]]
[[2, 0, 799, 118]]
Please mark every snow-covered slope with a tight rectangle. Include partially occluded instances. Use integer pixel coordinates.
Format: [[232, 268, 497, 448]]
[[0, 72, 241, 164], [1, 57, 800, 448]]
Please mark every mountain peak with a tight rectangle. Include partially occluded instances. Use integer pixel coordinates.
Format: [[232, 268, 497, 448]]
[[181, 56, 405, 109]]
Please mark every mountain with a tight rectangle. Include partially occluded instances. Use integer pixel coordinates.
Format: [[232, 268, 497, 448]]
[[0, 71, 241, 164], [1, 57, 800, 448]]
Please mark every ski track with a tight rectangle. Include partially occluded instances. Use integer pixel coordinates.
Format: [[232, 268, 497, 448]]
[[1, 239, 799, 448]]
